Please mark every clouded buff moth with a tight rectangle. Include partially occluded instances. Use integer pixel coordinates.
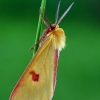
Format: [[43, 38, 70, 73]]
[[10, 1, 74, 100]]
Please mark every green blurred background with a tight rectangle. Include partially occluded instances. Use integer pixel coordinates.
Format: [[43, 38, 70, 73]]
[[0, 0, 100, 100]]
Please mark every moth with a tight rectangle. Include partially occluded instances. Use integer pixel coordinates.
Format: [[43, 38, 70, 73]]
[[10, 1, 74, 100]]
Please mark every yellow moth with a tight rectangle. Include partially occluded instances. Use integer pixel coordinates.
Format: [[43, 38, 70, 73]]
[[10, 1, 74, 100]]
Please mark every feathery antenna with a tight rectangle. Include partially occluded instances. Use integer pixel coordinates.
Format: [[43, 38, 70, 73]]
[[55, 1, 61, 24], [58, 2, 74, 24]]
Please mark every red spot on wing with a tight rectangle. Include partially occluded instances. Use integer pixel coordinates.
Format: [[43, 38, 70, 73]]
[[30, 71, 39, 82]]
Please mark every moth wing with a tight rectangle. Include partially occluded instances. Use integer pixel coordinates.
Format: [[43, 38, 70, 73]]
[[10, 35, 56, 100]]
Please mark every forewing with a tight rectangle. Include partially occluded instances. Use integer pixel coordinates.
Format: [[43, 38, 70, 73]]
[[10, 36, 56, 100]]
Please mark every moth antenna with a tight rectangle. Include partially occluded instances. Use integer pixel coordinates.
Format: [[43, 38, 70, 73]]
[[55, 1, 61, 24], [58, 2, 74, 24]]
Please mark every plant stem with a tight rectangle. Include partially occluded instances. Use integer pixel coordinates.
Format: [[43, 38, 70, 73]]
[[33, 0, 46, 55]]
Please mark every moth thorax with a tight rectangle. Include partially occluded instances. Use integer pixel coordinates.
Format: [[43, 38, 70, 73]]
[[52, 27, 66, 51]]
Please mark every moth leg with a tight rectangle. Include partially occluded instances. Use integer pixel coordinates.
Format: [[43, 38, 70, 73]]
[[28, 29, 47, 51], [39, 8, 49, 27], [44, 11, 52, 25], [28, 41, 39, 51]]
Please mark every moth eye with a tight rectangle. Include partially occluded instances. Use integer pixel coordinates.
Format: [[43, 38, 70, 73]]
[[51, 26, 55, 30]]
